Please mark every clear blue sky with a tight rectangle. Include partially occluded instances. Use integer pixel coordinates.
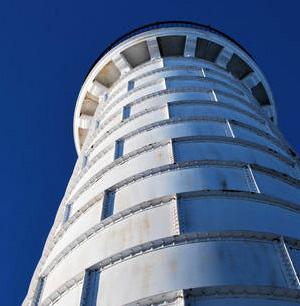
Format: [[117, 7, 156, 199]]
[[1, 0, 300, 305]]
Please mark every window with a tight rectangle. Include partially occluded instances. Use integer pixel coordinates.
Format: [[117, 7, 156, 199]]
[[127, 80, 134, 91], [114, 139, 124, 160], [195, 38, 223, 62], [33, 277, 45, 306], [251, 82, 270, 106], [82, 155, 88, 169], [227, 54, 253, 80], [122, 105, 131, 120], [157, 36, 186, 57], [121, 41, 151, 68], [101, 191, 115, 220], [63, 203, 72, 223], [80, 269, 100, 305], [95, 60, 121, 88]]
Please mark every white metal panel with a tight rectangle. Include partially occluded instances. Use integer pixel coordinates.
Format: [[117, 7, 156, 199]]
[[123, 121, 227, 154], [134, 69, 200, 87], [50, 282, 83, 306], [232, 124, 289, 158], [72, 144, 171, 212], [43, 200, 103, 270], [254, 171, 300, 205], [289, 248, 300, 278], [166, 78, 246, 98], [42, 202, 176, 297], [84, 147, 115, 179], [114, 166, 250, 212], [179, 196, 300, 239], [108, 59, 164, 98], [162, 57, 228, 77], [168, 103, 266, 131], [95, 111, 123, 139], [217, 93, 258, 114], [97, 240, 286, 305], [188, 297, 300, 306], [174, 141, 294, 176], [90, 107, 168, 154]]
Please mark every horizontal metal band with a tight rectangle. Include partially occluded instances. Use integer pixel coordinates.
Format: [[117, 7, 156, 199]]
[[184, 285, 300, 301], [67, 140, 171, 202], [85, 117, 288, 169], [123, 290, 184, 306], [42, 191, 300, 278], [39, 231, 300, 305], [167, 100, 265, 122], [126, 86, 260, 115], [172, 135, 294, 166], [109, 66, 247, 101], [40, 271, 84, 306], [167, 75, 247, 95], [108, 60, 233, 98], [96, 99, 266, 144], [97, 86, 250, 130], [41, 195, 176, 276], [87, 113, 285, 162], [95, 96, 265, 148], [132, 65, 233, 85], [66, 139, 171, 201], [64, 142, 115, 195], [105, 73, 247, 110], [64, 159, 300, 220], [125, 286, 300, 306], [65, 135, 295, 203], [99, 78, 252, 125], [106, 160, 300, 192]]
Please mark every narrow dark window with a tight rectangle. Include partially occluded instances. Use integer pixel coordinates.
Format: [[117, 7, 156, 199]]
[[127, 80, 134, 91], [80, 269, 100, 306], [114, 139, 124, 160], [63, 203, 72, 223], [101, 191, 115, 220], [82, 155, 88, 168], [33, 277, 45, 306], [122, 105, 131, 120]]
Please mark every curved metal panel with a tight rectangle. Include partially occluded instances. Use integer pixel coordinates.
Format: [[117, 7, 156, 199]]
[[98, 240, 286, 305], [178, 195, 300, 238]]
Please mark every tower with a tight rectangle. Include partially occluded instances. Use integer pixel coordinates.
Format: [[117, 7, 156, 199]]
[[24, 21, 300, 305]]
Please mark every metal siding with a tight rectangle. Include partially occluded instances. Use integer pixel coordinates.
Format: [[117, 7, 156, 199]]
[[254, 171, 300, 204], [178, 196, 300, 239], [41, 202, 177, 297], [25, 27, 300, 306], [114, 166, 251, 212], [173, 141, 294, 176], [98, 241, 286, 305], [188, 297, 300, 306]]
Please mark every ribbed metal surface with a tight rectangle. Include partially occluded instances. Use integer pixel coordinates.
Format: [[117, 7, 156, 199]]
[[23, 24, 300, 306]]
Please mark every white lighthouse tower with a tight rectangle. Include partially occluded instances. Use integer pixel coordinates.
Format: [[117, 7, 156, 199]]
[[24, 22, 300, 306]]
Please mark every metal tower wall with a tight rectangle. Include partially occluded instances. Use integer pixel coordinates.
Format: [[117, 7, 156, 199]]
[[24, 22, 300, 306]]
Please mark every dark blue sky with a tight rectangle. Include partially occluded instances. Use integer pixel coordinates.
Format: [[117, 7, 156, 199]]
[[1, 0, 300, 305]]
